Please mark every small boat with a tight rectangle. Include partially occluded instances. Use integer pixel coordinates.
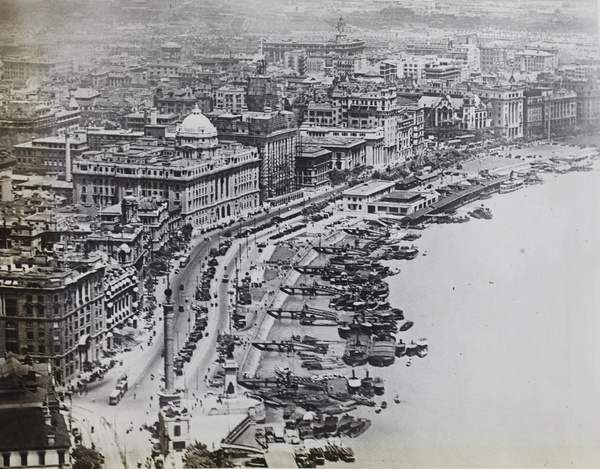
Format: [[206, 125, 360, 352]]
[[343, 333, 372, 367], [374, 406, 382, 414], [469, 206, 492, 220], [499, 179, 525, 193], [394, 394, 401, 404], [400, 321, 414, 332], [406, 359, 412, 367], [422, 250, 428, 256], [416, 339, 428, 358], [372, 377, 385, 396], [381, 401, 387, 409]]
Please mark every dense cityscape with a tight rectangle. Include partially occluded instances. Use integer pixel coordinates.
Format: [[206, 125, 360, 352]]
[[0, 0, 599, 468]]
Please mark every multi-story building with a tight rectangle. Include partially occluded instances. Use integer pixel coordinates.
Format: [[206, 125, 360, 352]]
[[558, 79, 600, 129], [2, 56, 72, 81], [246, 76, 284, 113], [423, 63, 463, 88], [470, 84, 525, 138], [161, 42, 183, 62], [212, 110, 299, 204], [73, 108, 261, 230], [300, 124, 386, 169], [524, 88, 577, 137], [306, 85, 421, 166], [302, 136, 366, 171], [329, 86, 398, 163], [123, 110, 179, 131], [400, 56, 434, 83], [0, 101, 80, 144], [0, 357, 71, 468], [419, 93, 490, 130], [524, 90, 545, 137], [0, 251, 105, 385], [138, 198, 170, 253], [263, 37, 365, 64], [86, 128, 145, 151], [214, 86, 246, 114], [145, 62, 181, 81], [154, 87, 213, 117], [13, 134, 89, 178], [284, 50, 307, 76], [296, 144, 332, 189], [515, 49, 557, 73], [380, 61, 398, 83]]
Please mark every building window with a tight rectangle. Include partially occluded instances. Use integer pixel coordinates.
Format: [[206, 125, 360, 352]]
[[5, 298, 17, 316], [58, 451, 65, 466], [174, 425, 181, 437], [38, 452, 45, 465], [20, 453, 27, 466]]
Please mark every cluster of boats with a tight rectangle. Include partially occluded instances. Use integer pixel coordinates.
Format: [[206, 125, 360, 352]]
[[342, 332, 428, 368], [294, 441, 356, 467]]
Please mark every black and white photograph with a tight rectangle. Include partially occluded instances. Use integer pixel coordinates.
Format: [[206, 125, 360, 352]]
[[0, 0, 599, 467]]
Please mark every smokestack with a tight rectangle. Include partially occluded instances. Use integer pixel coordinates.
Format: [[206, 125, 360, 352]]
[[65, 134, 71, 182]]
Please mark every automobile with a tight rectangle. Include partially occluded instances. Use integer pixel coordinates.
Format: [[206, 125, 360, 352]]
[[222, 275, 229, 283], [174, 269, 180, 274], [257, 242, 267, 248], [179, 284, 184, 291]]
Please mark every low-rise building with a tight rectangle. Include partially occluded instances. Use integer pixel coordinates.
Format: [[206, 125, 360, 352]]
[[341, 180, 396, 212], [365, 189, 439, 216]]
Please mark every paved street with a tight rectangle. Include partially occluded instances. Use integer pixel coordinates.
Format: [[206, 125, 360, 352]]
[[68, 187, 343, 466]]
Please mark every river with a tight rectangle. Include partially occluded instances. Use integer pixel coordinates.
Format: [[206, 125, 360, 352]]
[[349, 166, 600, 468]]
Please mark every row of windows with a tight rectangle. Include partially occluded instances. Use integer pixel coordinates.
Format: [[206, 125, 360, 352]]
[[1, 450, 64, 466]]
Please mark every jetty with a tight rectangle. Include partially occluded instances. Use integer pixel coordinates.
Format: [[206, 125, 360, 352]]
[[402, 176, 508, 225]]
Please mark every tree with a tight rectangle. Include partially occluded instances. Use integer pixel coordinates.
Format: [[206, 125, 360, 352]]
[[183, 442, 235, 468], [181, 223, 193, 241], [72, 445, 104, 469]]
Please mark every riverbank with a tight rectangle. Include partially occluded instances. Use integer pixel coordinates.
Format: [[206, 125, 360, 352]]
[[244, 143, 600, 468], [348, 160, 600, 467]]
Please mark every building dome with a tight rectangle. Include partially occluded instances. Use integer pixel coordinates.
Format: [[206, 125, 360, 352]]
[[178, 107, 218, 139]]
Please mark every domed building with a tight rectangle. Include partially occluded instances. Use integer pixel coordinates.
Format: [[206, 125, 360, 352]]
[[175, 106, 219, 160], [73, 108, 261, 232]]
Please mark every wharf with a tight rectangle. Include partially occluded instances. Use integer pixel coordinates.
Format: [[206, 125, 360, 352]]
[[402, 176, 508, 225]]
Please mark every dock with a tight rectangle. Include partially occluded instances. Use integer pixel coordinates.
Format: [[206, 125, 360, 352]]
[[402, 176, 508, 225]]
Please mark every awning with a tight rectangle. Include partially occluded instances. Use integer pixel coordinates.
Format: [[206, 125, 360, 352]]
[[78, 334, 91, 347]]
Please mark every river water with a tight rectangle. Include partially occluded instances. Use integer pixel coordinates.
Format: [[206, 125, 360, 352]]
[[349, 167, 600, 468]]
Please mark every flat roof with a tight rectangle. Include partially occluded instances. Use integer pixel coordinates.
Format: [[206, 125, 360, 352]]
[[343, 179, 395, 197], [380, 190, 422, 203]]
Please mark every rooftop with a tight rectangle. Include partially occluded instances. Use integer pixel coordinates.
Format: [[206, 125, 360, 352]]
[[343, 180, 395, 197]]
